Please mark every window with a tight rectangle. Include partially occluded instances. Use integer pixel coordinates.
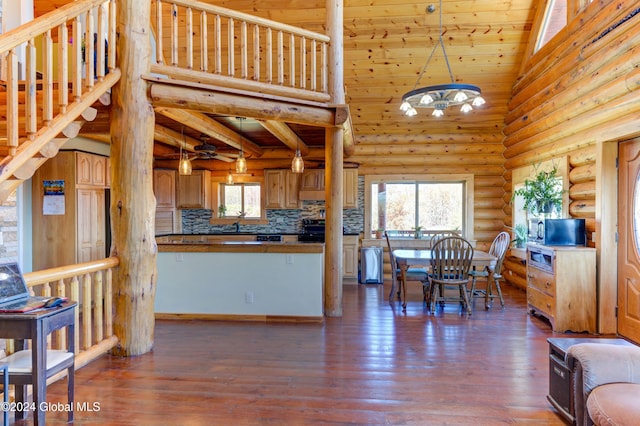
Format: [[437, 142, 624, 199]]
[[535, 0, 567, 52], [220, 183, 261, 219], [365, 174, 474, 240]]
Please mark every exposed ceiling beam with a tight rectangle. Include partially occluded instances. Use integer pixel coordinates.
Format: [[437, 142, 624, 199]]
[[154, 107, 264, 157], [257, 120, 310, 155], [154, 123, 235, 163]]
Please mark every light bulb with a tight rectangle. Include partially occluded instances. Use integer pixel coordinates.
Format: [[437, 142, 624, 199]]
[[291, 149, 304, 173], [454, 91, 468, 102], [226, 170, 234, 185], [235, 151, 247, 174], [179, 152, 192, 175], [460, 103, 473, 113], [419, 94, 434, 105], [472, 96, 486, 106], [400, 101, 411, 112], [405, 107, 418, 117], [432, 109, 444, 117]]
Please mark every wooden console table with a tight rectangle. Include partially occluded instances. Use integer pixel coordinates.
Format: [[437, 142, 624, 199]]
[[0, 301, 76, 425]]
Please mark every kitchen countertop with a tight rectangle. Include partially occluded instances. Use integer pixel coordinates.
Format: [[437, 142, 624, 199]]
[[157, 241, 325, 254]]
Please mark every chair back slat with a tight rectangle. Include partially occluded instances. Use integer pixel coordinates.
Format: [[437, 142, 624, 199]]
[[430, 236, 474, 281], [384, 231, 397, 284], [489, 231, 511, 276]]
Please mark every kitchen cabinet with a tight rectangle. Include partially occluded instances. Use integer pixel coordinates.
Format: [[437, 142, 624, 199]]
[[343, 168, 358, 209], [526, 244, 596, 333], [298, 168, 359, 208], [343, 235, 359, 283], [265, 169, 301, 209], [177, 170, 211, 209], [32, 151, 109, 270], [154, 169, 180, 235]]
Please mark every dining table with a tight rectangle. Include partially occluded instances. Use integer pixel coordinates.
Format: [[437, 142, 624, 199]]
[[392, 248, 498, 310]]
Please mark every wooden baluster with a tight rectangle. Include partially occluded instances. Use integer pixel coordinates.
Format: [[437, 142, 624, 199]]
[[186, 7, 193, 70], [277, 31, 284, 86], [7, 48, 18, 156], [72, 16, 83, 102], [85, 9, 95, 88], [253, 24, 260, 82], [310, 39, 317, 92], [96, 3, 106, 81], [54, 278, 68, 350], [42, 30, 54, 125], [171, 3, 178, 66], [200, 10, 208, 72], [105, 268, 113, 337], [26, 38, 37, 140], [156, 0, 163, 65], [289, 33, 295, 87], [241, 21, 247, 79], [228, 18, 235, 77], [321, 42, 327, 93], [300, 36, 306, 89], [82, 273, 92, 349], [214, 14, 221, 74], [266, 27, 273, 84], [108, 0, 116, 72], [58, 23, 69, 114], [94, 271, 104, 344], [70, 276, 80, 354]]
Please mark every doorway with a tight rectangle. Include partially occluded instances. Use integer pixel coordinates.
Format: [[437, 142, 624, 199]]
[[617, 138, 640, 342]]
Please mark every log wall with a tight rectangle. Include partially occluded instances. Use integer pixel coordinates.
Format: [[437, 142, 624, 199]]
[[502, 0, 640, 332]]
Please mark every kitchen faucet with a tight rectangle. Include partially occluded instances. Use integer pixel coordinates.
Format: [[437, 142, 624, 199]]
[[233, 222, 240, 233]]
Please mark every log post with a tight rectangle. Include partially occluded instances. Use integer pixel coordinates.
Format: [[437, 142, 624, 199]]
[[325, 0, 344, 317], [110, 0, 156, 356]]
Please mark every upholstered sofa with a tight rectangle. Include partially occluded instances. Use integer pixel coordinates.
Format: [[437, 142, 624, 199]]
[[566, 343, 640, 425]]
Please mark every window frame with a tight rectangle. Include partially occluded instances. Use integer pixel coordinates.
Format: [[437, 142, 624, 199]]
[[364, 173, 475, 242], [210, 176, 268, 225]]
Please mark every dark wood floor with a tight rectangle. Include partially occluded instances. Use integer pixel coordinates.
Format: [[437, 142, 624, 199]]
[[34, 282, 577, 425]]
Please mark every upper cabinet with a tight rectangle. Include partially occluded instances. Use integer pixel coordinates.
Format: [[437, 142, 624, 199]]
[[76, 151, 107, 187], [297, 168, 358, 208], [265, 169, 301, 209], [177, 170, 211, 209], [154, 169, 177, 209]]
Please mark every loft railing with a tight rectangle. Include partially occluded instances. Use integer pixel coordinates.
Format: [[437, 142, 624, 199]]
[[0, 0, 118, 181], [151, 0, 330, 103], [3, 257, 120, 368]]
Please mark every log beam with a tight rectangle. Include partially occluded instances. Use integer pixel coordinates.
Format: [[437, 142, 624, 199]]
[[258, 120, 309, 155]]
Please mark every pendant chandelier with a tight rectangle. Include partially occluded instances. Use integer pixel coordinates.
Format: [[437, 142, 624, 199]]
[[226, 169, 234, 185], [399, 0, 485, 117], [291, 140, 304, 173], [235, 117, 247, 174], [178, 128, 192, 175]]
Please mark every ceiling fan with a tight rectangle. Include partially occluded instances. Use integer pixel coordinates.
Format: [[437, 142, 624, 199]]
[[162, 135, 235, 163]]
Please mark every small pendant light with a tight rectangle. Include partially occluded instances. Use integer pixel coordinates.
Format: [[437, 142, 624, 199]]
[[291, 143, 304, 173], [178, 128, 192, 175], [226, 169, 234, 185], [235, 117, 247, 174]]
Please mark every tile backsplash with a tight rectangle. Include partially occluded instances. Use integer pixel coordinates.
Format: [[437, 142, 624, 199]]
[[181, 176, 365, 234]]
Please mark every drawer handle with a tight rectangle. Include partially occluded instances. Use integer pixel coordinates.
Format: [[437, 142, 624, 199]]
[[545, 281, 551, 288], [547, 303, 551, 309], [553, 366, 565, 379]]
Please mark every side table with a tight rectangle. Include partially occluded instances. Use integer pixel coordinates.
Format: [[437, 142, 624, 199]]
[[547, 337, 635, 424]]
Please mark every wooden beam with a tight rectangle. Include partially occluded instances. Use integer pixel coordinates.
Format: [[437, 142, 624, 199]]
[[154, 107, 264, 157], [257, 120, 309, 155], [147, 78, 338, 127], [153, 123, 235, 163]]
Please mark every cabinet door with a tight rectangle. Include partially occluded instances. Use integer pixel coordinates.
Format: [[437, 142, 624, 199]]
[[154, 169, 177, 209], [177, 170, 211, 209], [77, 188, 106, 262], [343, 168, 358, 209], [343, 238, 358, 279], [264, 170, 285, 209], [92, 155, 107, 186], [76, 152, 93, 185], [300, 169, 324, 191], [284, 171, 301, 208]]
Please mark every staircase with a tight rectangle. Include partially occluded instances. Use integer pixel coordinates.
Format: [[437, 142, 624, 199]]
[[0, 0, 119, 202]]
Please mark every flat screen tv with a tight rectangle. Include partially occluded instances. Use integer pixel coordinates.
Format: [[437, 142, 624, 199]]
[[543, 218, 586, 246]]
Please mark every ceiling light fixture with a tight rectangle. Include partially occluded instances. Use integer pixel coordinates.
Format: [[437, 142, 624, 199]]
[[291, 140, 304, 173], [178, 128, 192, 175], [235, 117, 247, 174], [226, 169, 234, 185], [399, 0, 485, 117]]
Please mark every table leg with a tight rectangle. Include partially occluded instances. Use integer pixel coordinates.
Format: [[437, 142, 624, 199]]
[[2, 364, 8, 426], [399, 264, 408, 311], [32, 322, 46, 426]]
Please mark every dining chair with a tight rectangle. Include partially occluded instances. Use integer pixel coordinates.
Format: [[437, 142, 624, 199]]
[[425, 236, 474, 315], [384, 232, 428, 302], [469, 231, 510, 309]]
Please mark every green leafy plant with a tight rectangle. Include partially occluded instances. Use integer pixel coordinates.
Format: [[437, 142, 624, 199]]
[[512, 165, 565, 216], [218, 205, 227, 217], [513, 224, 528, 248], [413, 226, 423, 239]]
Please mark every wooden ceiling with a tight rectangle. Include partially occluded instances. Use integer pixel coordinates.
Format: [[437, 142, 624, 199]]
[[34, 0, 538, 166]]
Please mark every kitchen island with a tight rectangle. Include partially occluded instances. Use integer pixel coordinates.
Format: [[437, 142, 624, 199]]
[[156, 241, 324, 321]]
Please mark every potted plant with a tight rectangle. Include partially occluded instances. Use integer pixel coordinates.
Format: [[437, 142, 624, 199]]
[[413, 226, 423, 239], [218, 205, 227, 217], [513, 224, 528, 248], [374, 228, 384, 239], [512, 165, 565, 217]]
